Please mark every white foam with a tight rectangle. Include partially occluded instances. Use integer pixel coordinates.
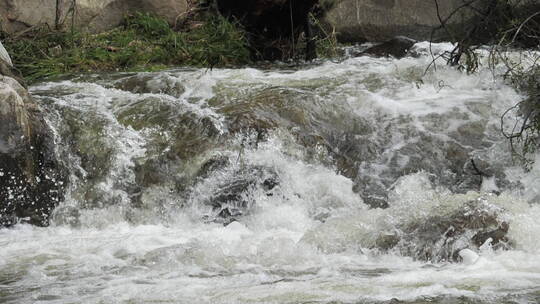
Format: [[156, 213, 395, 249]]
[[459, 249, 480, 265]]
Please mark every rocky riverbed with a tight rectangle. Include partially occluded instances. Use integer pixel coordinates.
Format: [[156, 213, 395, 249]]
[[1, 42, 539, 303]]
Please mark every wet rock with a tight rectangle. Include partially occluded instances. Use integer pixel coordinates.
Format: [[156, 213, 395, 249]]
[[213, 74, 504, 210], [167, 116, 222, 160], [51, 79, 225, 215], [113, 73, 185, 98], [196, 155, 230, 180], [375, 233, 400, 251], [51, 205, 81, 227], [199, 165, 279, 224], [353, 126, 492, 210], [114, 93, 223, 193], [134, 157, 179, 189], [115, 96, 221, 159], [217, 87, 311, 135], [360, 36, 417, 58], [115, 95, 176, 131], [59, 107, 114, 181], [0, 75, 66, 227], [376, 198, 510, 262]]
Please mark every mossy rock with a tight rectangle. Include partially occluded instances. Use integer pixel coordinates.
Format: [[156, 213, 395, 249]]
[[113, 73, 185, 97], [115, 95, 176, 130], [59, 107, 115, 181]]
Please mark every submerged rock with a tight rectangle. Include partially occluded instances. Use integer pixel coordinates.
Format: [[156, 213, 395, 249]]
[[376, 198, 510, 262], [213, 81, 496, 208], [113, 73, 185, 97], [198, 164, 279, 224], [360, 36, 417, 58], [0, 75, 66, 226]]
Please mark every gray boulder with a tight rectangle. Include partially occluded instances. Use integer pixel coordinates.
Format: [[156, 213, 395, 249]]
[[359, 36, 417, 58], [0, 40, 12, 67], [0, 0, 189, 34], [197, 163, 279, 225], [376, 198, 510, 262], [326, 0, 474, 42], [0, 66, 66, 226]]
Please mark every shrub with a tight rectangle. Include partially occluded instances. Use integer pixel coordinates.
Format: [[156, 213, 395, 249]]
[[433, 0, 540, 162]]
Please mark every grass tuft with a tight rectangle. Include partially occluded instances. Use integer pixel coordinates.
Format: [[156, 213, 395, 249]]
[[2, 13, 251, 82]]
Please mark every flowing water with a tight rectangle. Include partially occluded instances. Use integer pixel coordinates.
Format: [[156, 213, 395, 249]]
[[1, 43, 540, 303]]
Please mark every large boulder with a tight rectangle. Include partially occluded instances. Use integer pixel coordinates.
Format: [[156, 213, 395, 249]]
[[0, 62, 66, 226], [0, 40, 13, 67], [0, 0, 189, 34], [326, 0, 473, 42], [376, 199, 510, 262], [0, 47, 25, 86]]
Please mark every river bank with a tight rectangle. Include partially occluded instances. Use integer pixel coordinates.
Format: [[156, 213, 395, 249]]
[[0, 0, 475, 82], [1, 13, 251, 82]]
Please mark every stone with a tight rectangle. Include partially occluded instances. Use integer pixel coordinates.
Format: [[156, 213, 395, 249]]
[[0, 75, 66, 226], [326, 0, 474, 42], [360, 36, 417, 58], [0, 40, 13, 67], [376, 198, 510, 262], [0, 0, 189, 34], [114, 73, 185, 98], [0, 57, 25, 87], [198, 165, 279, 224]]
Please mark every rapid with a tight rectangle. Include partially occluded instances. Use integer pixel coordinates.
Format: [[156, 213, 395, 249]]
[[1, 42, 540, 304]]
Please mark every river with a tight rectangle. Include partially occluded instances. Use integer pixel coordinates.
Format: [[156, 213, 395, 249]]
[[1, 42, 539, 304]]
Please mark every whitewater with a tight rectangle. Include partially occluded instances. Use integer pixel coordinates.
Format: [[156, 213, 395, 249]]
[[1, 42, 540, 304]]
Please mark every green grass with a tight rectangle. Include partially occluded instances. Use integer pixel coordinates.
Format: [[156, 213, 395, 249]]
[[1, 11, 343, 82], [2, 13, 251, 82]]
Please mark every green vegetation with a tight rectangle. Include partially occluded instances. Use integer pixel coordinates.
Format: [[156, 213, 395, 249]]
[[312, 0, 340, 58], [1, 8, 341, 82], [310, 13, 341, 59], [503, 65, 540, 165], [1, 13, 251, 82], [434, 0, 540, 163]]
